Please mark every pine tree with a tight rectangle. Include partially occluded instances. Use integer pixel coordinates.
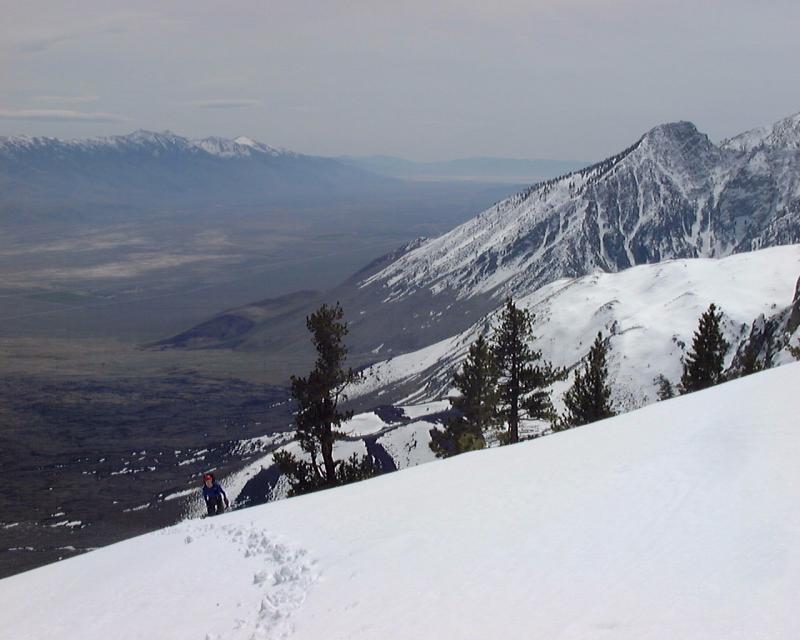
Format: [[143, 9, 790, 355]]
[[430, 334, 499, 457], [274, 302, 376, 495], [680, 303, 730, 394], [491, 298, 562, 444], [558, 332, 615, 429], [654, 374, 675, 401]]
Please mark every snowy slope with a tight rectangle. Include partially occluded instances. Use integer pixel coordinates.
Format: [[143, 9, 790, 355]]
[[3, 363, 800, 639], [352, 244, 800, 409], [189, 401, 450, 511]]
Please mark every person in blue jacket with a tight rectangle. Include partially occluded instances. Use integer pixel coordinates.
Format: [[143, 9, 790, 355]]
[[202, 473, 229, 516]]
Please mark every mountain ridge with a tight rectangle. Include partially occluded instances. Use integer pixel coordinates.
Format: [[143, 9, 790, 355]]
[[101, 111, 800, 377], [0, 129, 293, 159], [360, 111, 800, 305], [0, 128, 398, 217]]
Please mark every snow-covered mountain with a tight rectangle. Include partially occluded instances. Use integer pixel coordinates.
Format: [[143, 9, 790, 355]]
[[4, 363, 800, 639], [0, 129, 291, 159], [351, 245, 800, 410], [0, 129, 393, 216], [722, 111, 800, 152], [362, 112, 800, 304], [168, 112, 800, 363], [158, 246, 799, 515]]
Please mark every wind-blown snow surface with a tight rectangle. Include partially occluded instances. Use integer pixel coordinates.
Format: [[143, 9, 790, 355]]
[[4, 363, 800, 639], [353, 244, 800, 408]]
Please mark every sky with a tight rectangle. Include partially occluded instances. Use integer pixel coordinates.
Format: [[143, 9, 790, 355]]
[[1, 0, 799, 162]]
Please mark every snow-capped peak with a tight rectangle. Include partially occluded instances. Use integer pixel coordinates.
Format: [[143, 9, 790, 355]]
[[233, 136, 257, 147], [121, 129, 183, 145], [721, 111, 800, 153], [194, 135, 286, 157], [640, 120, 701, 144], [359, 111, 800, 306], [0, 130, 290, 159]]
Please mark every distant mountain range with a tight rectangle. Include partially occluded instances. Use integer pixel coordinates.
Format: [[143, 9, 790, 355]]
[[161, 111, 800, 386], [338, 155, 588, 183], [0, 130, 395, 218], [0, 132, 584, 221]]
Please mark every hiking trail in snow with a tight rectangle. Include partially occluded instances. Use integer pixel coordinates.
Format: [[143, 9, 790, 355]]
[[186, 521, 318, 640]]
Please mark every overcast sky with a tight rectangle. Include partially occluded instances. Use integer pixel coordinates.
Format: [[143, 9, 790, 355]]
[[1, 0, 799, 161]]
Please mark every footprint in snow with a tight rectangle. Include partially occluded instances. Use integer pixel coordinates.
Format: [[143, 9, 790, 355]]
[[220, 523, 319, 639]]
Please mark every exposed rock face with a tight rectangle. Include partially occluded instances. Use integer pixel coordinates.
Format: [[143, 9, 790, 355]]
[[728, 274, 800, 376]]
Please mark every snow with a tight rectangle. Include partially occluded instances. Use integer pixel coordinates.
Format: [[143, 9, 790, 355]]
[[376, 419, 438, 468], [3, 363, 800, 638], [354, 244, 800, 410], [48, 520, 82, 528], [722, 111, 800, 152], [163, 487, 197, 502], [349, 332, 466, 400], [339, 412, 389, 437], [399, 400, 450, 420]]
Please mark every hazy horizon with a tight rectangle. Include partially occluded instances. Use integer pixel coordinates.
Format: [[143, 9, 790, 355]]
[[2, 1, 799, 162]]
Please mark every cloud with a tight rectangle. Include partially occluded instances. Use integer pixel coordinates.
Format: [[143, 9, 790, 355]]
[[190, 99, 262, 110], [0, 109, 128, 123], [34, 95, 100, 105], [11, 12, 166, 54], [15, 25, 125, 53]]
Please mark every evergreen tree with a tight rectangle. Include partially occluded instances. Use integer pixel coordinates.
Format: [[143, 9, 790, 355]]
[[491, 298, 562, 444], [430, 334, 499, 457], [558, 332, 615, 429], [274, 302, 377, 495], [654, 374, 675, 401], [680, 303, 730, 394]]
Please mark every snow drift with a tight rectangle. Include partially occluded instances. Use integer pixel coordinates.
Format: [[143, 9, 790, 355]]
[[3, 362, 800, 639]]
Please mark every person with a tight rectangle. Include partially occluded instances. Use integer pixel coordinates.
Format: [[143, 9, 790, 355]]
[[202, 473, 229, 516]]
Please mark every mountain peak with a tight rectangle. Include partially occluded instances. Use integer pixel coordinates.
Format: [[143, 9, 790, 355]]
[[629, 119, 718, 174], [644, 120, 699, 138], [638, 121, 708, 150], [121, 129, 184, 144], [234, 136, 258, 147], [721, 110, 800, 153], [361, 111, 799, 308]]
